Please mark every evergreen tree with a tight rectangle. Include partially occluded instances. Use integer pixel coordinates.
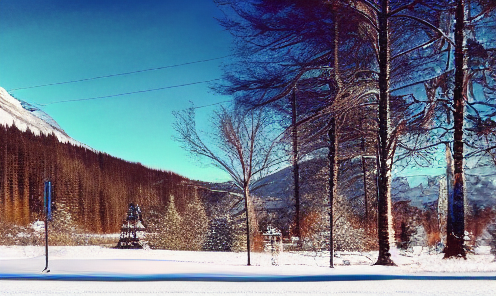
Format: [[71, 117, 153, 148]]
[[204, 217, 235, 251], [182, 190, 209, 251], [151, 195, 183, 250]]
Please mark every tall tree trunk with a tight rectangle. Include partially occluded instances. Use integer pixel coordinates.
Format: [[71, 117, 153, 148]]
[[444, 0, 466, 259], [326, 15, 344, 268], [291, 89, 301, 245], [361, 156, 369, 223], [244, 186, 251, 265], [328, 117, 337, 268], [375, 0, 395, 266], [360, 115, 369, 224]]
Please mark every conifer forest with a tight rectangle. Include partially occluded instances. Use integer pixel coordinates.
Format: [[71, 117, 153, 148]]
[[0, 124, 192, 233]]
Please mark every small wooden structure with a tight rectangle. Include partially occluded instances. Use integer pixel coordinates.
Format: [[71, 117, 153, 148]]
[[116, 203, 146, 249], [263, 225, 282, 265]]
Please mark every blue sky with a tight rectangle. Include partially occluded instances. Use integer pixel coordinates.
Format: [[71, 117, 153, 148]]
[[0, 0, 232, 182], [0, 0, 466, 187]]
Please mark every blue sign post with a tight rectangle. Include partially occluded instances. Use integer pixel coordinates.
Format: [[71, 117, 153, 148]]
[[44, 181, 52, 221], [42, 181, 51, 273]]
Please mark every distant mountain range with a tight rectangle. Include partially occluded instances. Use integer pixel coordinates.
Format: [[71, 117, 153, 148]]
[[251, 158, 496, 210], [392, 174, 496, 208]]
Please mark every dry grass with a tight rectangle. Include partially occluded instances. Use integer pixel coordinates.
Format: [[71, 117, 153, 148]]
[[251, 231, 265, 252], [0, 220, 119, 247], [427, 230, 441, 247]]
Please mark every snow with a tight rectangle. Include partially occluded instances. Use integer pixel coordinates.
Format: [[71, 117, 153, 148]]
[[0, 246, 495, 295], [1, 245, 495, 279], [0, 86, 82, 146], [31, 221, 45, 233], [0, 279, 493, 296]]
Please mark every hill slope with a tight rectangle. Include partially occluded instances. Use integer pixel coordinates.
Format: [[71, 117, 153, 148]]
[[0, 87, 197, 233]]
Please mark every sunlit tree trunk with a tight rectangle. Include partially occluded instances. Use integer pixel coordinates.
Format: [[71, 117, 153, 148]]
[[375, 0, 395, 266], [243, 185, 251, 265]]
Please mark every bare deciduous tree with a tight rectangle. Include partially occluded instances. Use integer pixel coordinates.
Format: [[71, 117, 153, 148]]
[[173, 105, 283, 265]]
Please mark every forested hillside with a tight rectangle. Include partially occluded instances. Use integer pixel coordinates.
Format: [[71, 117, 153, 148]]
[[0, 123, 195, 233]]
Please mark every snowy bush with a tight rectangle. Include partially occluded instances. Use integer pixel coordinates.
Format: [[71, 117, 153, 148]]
[[334, 214, 368, 252], [182, 193, 209, 250], [296, 196, 370, 253], [203, 217, 235, 251], [486, 223, 496, 257], [409, 225, 428, 248], [148, 195, 184, 250], [0, 202, 101, 246], [0, 221, 43, 245], [48, 203, 82, 246]]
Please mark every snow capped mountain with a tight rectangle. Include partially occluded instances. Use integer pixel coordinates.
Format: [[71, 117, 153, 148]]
[[0, 86, 82, 146]]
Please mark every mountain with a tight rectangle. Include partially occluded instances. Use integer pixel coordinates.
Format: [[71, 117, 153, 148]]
[[392, 174, 496, 208], [0, 87, 81, 146], [253, 157, 496, 210]]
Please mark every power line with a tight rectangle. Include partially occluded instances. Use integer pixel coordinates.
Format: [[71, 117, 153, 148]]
[[8, 55, 231, 92], [43, 78, 222, 105], [191, 100, 232, 109]]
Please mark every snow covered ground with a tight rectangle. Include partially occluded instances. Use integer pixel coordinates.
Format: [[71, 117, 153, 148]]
[[1, 245, 496, 276], [0, 246, 495, 295], [1, 279, 495, 296]]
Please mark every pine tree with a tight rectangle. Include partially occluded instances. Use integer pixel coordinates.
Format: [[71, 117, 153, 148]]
[[153, 195, 183, 250], [182, 190, 208, 251]]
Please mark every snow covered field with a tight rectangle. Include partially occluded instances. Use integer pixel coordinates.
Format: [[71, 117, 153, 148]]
[[0, 246, 495, 295], [1, 245, 496, 276], [1, 279, 495, 296]]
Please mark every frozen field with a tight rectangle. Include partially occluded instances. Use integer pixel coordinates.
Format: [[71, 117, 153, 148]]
[[1, 245, 496, 276], [0, 246, 495, 295], [1, 279, 495, 296]]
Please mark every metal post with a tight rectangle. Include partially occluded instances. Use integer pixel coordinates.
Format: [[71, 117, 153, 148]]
[[43, 212, 49, 272], [42, 181, 51, 273]]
